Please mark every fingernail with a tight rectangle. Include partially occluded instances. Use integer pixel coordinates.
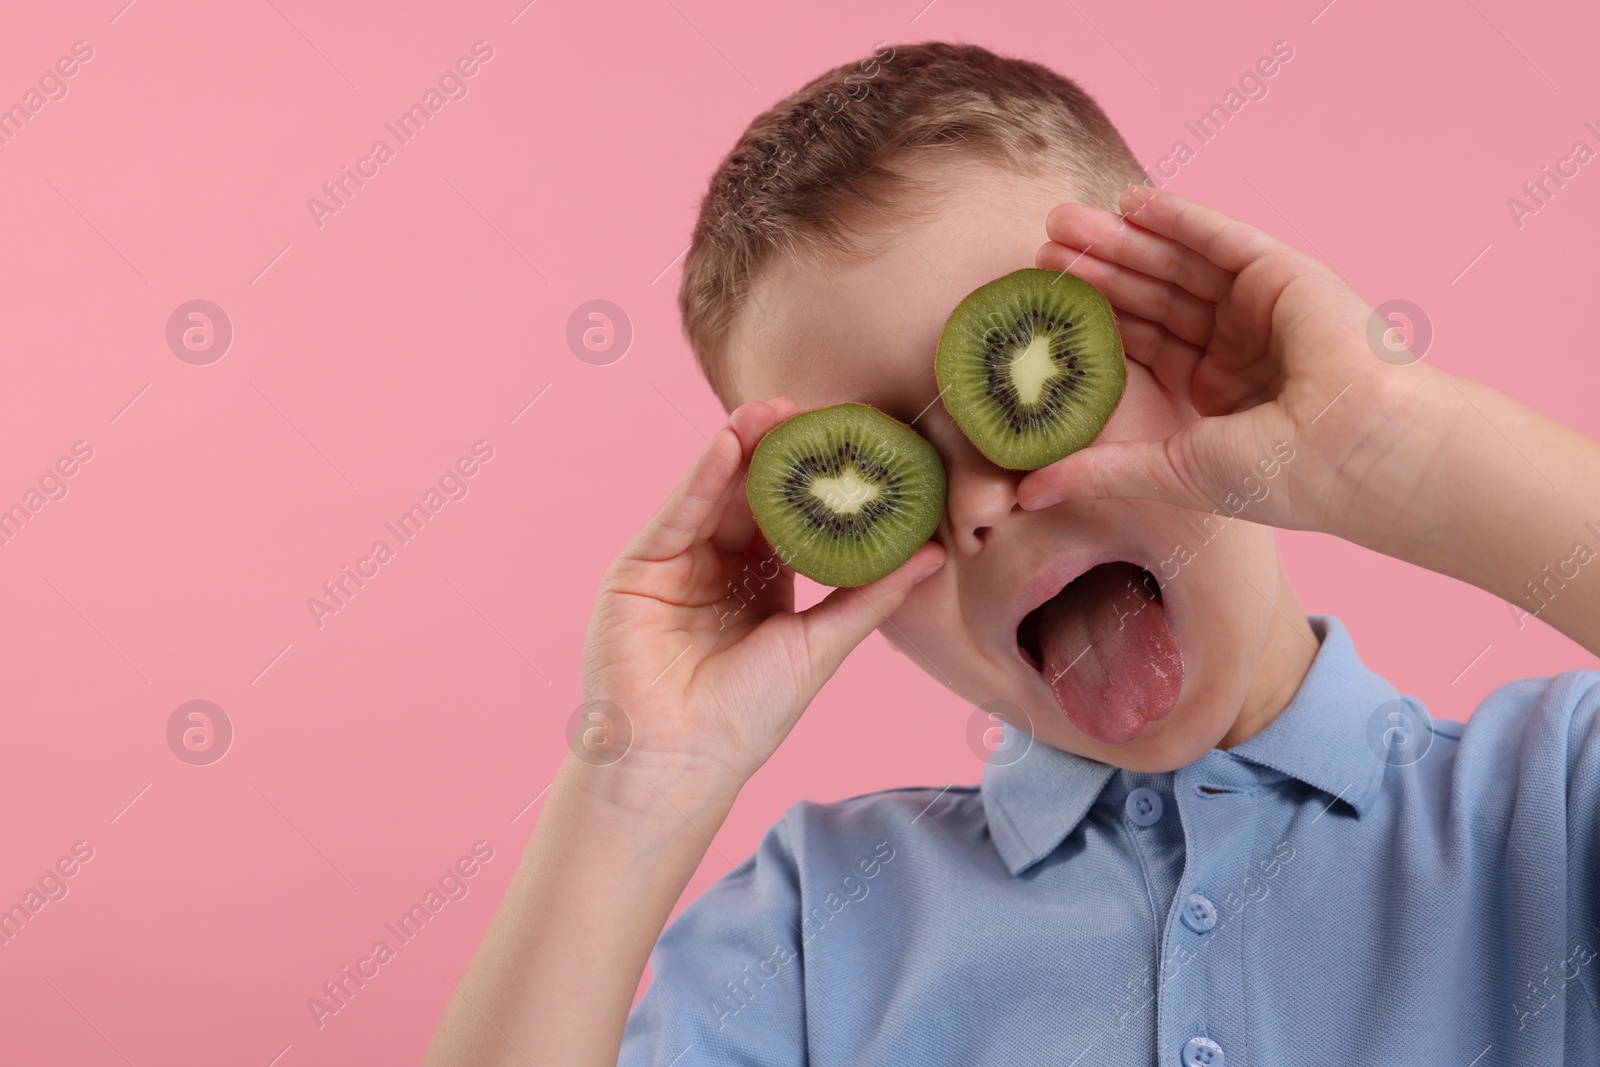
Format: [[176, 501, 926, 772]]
[[1026, 494, 1062, 511], [914, 558, 945, 584]]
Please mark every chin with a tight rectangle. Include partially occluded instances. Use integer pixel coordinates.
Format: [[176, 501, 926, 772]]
[[1027, 685, 1238, 773]]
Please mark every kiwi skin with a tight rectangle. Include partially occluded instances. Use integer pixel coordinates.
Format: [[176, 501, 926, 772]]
[[936, 268, 1127, 471], [745, 403, 946, 588]]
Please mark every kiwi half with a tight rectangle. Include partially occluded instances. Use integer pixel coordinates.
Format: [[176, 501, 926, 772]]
[[746, 404, 945, 588], [936, 268, 1126, 470]]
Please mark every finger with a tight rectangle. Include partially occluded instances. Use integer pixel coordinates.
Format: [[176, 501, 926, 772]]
[[1016, 436, 1203, 512], [1044, 200, 1234, 304], [1116, 184, 1283, 277], [623, 423, 746, 563], [710, 398, 801, 554], [790, 541, 946, 684], [1114, 308, 1274, 417], [1108, 311, 1203, 403], [1036, 242, 1217, 349]]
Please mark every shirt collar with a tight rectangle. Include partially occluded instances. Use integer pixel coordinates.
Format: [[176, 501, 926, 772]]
[[981, 614, 1397, 876]]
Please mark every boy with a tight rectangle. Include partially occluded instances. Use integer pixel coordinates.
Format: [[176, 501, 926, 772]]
[[425, 42, 1600, 1066]]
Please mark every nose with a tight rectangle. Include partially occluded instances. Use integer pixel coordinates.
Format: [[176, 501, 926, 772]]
[[943, 435, 1023, 556]]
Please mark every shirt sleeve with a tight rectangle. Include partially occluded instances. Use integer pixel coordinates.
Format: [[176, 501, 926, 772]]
[[1472, 668, 1600, 1025], [1560, 671, 1600, 1022], [618, 813, 808, 1067]]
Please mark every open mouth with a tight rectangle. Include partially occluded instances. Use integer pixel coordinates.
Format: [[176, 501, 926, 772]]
[[1015, 561, 1184, 745]]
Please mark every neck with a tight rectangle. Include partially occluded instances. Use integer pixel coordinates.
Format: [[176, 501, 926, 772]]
[[1217, 566, 1319, 749]]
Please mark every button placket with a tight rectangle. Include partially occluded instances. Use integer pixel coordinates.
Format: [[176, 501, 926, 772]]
[[1156, 759, 1262, 1067], [1104, 773, 1187, 1063]]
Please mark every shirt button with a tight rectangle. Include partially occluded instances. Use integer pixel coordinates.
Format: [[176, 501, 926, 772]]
[[1125, 787, 1163, 827], [1180, 893, 1218, 933], [1181, 1036, 1225, 1067]]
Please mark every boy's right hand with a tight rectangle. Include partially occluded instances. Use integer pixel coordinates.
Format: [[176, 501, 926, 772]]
[[427, 400, 944, 1067], [578, 398, 946, 797]]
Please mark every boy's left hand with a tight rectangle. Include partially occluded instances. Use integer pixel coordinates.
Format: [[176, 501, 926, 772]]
[[1020, 183, 1600, 657], [1018, 183, 1438, 553]]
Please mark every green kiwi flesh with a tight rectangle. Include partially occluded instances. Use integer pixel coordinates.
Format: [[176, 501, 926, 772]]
[[746, 404, 946, 588], [936, 268, 1127, 470]]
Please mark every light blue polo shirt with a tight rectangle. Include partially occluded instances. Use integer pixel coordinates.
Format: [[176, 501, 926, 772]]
[[620, 616, 1600, 1065]]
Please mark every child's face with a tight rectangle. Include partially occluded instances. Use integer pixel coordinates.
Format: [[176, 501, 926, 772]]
[[720, 163, 1307, 771]]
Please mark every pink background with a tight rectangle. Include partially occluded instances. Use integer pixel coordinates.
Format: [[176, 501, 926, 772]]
[[1, 0, 1596, 1062]]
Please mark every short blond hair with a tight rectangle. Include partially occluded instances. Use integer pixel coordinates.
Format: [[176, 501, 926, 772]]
[[678, 40, 1148, 405]]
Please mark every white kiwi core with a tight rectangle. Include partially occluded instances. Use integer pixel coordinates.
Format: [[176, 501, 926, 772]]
[[809, 472, 880, 514], [1007, 333, 1060, 406]]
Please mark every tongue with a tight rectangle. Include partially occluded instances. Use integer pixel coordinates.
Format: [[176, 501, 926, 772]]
[[1037, 563, 1184, 744]]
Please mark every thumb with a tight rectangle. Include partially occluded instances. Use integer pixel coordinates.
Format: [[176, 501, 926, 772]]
[[1016, 436, 1210, 512], [792, 541, 947, 685]]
